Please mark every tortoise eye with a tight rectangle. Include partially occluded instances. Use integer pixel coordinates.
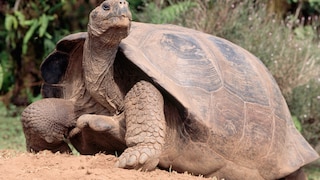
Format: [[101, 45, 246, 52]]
[[102, 3, 110, 11]]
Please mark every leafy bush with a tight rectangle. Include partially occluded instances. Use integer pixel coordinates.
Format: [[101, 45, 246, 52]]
[[290, 80, 320, 146], [0, 0, 100, 106]]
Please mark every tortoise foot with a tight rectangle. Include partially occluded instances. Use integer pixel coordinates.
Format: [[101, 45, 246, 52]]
[[69, 114, 125, 140], [117, 145, 160, 171], [68, 114, 127, 155]]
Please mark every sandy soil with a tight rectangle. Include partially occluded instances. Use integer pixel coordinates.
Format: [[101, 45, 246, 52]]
[[0, 150, 207, 180]]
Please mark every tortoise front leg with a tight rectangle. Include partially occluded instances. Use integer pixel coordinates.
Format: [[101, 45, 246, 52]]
[[117, 80, 166, 171], [68, 114, 127, 155], [21, 98, 76, 153]]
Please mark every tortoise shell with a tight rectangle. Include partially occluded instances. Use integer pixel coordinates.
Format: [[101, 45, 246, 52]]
[[40, 22, 318, 177]]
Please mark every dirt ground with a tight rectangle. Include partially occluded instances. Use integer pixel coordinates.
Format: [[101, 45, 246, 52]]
[[0, 150, 206, 180]]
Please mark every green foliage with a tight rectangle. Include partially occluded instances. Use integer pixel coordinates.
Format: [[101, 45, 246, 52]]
[[0, 51, 14, 93], [24, 15, 54, 54], [4, 2, 60, 55], [135, 0, 197, 24], [288, 0, 320, 14], [0, 65, 2, 90], [309, 0, 320, 9], [289, 0, 320, 7], [292, 116, 303, 132], [0, 0, 100, 104], [290, 80, 320, 145], [26, 89, 42, 103], [128, 0, 144, 20], [0, 1, 65, 96], [294, 25, 315, 39]]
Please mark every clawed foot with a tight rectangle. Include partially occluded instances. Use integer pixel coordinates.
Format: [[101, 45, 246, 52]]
[[116, 145, 160, 171], [69, 114, 114, 138], [67, 114, 127, 155], [68, 114, 125, 139]]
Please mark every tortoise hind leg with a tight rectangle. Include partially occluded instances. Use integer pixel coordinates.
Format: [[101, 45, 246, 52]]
[[117, 80, 166, 171], [279, 168, 307, 180], [21, 98, 76, 153]]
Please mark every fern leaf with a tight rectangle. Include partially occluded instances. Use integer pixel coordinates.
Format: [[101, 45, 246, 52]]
[[150, 1, 197, 24]]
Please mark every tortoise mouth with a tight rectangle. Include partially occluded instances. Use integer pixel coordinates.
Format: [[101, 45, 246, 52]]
[[88, 15, 131, 38], [105, 16, 131, 28], [101, 16, 131, 32], [109, 15, 132, 21]]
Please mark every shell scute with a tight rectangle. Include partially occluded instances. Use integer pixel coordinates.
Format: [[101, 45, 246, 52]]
[[209, 89, 245, 158], [239, 103, 274, 160], [142, 32, 222, 92], [210, 89, 244, 138], [211, 37, 269, 106]]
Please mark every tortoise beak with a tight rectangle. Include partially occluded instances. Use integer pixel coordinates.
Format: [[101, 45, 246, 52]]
[[117, 0, 132, 20]]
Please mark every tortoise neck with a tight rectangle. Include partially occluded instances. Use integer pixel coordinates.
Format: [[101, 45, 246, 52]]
[[84, 32, 119, 77], [82, 34, 124, 114]]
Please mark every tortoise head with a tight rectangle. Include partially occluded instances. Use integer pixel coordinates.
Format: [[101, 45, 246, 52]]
[[88, 0, 132, 41]]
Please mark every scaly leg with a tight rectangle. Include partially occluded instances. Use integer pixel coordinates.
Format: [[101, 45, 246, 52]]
[[117, 80, 166, 171], [21, 98, 76, 153]]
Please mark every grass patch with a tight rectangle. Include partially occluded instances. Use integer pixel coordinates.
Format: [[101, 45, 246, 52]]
[[0, 103, 26, 152]]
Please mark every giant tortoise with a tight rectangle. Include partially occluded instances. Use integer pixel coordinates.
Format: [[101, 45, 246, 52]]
[[21, 0, 319, 179]]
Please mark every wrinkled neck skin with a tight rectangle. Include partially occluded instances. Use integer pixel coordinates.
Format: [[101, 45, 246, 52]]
[[83, 27, 125, 114]]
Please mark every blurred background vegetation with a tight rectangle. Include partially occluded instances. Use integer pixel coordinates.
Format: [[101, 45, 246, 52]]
[[0, 0, 320, 175]]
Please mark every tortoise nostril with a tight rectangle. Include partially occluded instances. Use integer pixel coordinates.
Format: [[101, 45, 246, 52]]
[[119, 0, 126, 5]]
